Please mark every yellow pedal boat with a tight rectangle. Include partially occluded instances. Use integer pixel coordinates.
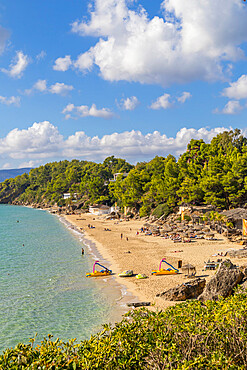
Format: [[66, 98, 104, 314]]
[[152, 258, 179, 275], [86, 261, 112, 277]]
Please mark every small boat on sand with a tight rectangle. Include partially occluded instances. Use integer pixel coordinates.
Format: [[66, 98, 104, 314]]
[[118, 270, 133, 277], [86, 260, 112, 277], [152, 258, 179, 275], [136, 274, 148, 279]]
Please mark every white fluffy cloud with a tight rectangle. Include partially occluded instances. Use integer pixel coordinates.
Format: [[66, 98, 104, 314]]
[[25, 80, 73, 96], [49, 82, 74, 95], [62, 103, 115, 119], [0, 122, 229, 166], [34, 79, 47, 92], [119, 96, 139, 110], [222, 75, 247, 100], [0, 95, 20, 106], [18, 160, 40, 168], [0, 121, 63, 159], [214, 100, 243, 115], [150, 93, 172, 110], [2, 51, 29, 78], [53, 55, 72, 71], [63, 126, 231, 161], [61, 0, 247, 86], [177, 92, 192, 104]]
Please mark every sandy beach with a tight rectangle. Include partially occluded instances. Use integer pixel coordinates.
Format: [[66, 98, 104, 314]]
[[64, 213, 247, 311]]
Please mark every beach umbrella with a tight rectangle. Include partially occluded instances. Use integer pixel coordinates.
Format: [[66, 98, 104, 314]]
[[182, 227, 189, 232], [194, 225, 203, 230], [163, 227, 172, 232], [182, 264, 195, 269], [151, 226, 159, 231]]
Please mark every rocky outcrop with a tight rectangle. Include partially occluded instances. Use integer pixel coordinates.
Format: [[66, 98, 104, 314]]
[[226, 249, 247, 258], [240, 280, 247, 290], [156, 278, 206, 301], [198, 260, 244, 302]]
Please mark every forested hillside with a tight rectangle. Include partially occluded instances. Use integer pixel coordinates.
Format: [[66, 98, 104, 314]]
[[1, 129, 247, 214]]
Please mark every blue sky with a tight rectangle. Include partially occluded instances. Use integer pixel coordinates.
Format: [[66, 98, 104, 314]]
[[0, 0, 247, 169]]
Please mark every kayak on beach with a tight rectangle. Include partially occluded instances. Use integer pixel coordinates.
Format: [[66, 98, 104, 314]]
[[86, 260, 112, 277], [136, 274, 148, 279], [118, 270, 133, 277]]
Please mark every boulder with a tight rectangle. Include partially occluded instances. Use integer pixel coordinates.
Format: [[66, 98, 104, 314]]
[[198, 260, 244, 302], [240, 265, 247, 277], [240, 279, 247, 290], [156, 278, 206, 301], [226, 249, 247, 258]]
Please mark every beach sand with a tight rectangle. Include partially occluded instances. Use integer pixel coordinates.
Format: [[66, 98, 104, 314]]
[[64, 213, 247, 311]]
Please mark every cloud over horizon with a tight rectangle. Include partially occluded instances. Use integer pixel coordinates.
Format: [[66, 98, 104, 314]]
[[0, 122, 231, 167]]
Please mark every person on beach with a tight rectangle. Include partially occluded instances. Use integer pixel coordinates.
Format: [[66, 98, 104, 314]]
[[121, 233, 123, 240], [81, 248, 84, 255], [126, 237, 128, 241]]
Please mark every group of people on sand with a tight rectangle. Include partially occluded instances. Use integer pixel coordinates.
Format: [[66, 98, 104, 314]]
[[134, 225, 217, 243], [120, 233, 128, 241], [87, 224, 95, 229]]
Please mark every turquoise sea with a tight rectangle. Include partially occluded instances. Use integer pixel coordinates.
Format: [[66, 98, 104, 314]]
[[0, 205, 124, 353]]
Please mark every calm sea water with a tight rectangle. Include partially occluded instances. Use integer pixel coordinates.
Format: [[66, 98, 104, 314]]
[[0, 205, 123, 353]]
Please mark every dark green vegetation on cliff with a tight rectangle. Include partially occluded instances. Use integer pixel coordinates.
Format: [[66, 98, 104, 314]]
[[1, 129, 247, 213], [1, 290, 247, 369]]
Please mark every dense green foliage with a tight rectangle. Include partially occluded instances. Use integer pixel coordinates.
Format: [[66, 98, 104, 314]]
[[0, 157, 133, 207], [1, 290, 247, 369], [1, 129, 247, 212]]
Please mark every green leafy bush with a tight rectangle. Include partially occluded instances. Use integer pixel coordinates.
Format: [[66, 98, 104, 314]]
[[1, 290, 247, 369], [152, 203, 171, 218], [139, 204, 151, 217], [184, 214, 191, 221]]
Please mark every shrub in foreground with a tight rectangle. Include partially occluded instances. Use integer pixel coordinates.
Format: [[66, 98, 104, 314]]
[[1, 290, 247, 369]]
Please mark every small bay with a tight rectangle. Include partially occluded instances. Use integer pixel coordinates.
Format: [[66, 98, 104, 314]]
[[0, 205, 122, 353]]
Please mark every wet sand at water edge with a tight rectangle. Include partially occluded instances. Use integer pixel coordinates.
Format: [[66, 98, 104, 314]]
[[64, 213, 247, 311]]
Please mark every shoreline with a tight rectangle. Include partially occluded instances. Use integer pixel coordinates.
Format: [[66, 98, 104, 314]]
[[58, 214, 142, 317], [63, 212, 246, 311]]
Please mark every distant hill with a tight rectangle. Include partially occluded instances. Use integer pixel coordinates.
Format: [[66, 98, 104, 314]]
[[0, 168, 32, 183]]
